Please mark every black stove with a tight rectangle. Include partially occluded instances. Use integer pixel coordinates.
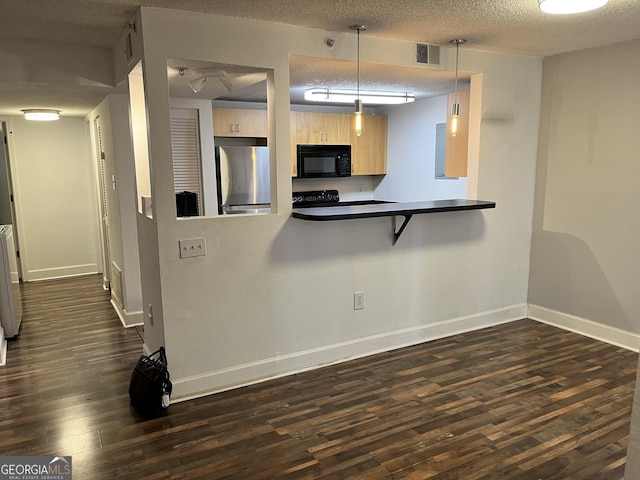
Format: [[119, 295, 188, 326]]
[[292, 190, 340, 207], [293, 190, 395, 208]]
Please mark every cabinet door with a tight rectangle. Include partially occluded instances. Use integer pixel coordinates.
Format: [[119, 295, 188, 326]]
[[295, 111, 326, 144], [295, 112, 351, 144], [444, 90, 470, 177], [212, 108, 237, 136], [322, 113, 350, 145], [351, 114, 388, 175], [212, 108, 267, 137], [235, 109, 267, 137]]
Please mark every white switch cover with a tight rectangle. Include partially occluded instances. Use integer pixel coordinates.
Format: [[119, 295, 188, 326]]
[[354, 291, 364, 310], [179, 237, 207, 258]]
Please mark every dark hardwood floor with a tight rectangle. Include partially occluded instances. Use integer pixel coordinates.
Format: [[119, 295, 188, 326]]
[[0, 275, 637, 479]]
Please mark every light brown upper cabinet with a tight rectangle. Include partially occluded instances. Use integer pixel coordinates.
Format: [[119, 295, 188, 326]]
[[295, 112, 350, 145], [212, 107, 267, 138], [351, 114, 388, 175], [445, 90, 470, 178]]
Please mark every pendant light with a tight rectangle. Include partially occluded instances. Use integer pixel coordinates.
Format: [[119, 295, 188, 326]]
[[449, 39, 466, 138], [350, 24, 367, 137]]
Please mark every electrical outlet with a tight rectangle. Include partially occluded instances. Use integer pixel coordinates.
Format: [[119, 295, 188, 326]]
[[354, 291, 364, 310], [179, 237, 207, 258]]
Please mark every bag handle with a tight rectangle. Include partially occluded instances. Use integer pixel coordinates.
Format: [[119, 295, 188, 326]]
[[148, 346, 168, 366]]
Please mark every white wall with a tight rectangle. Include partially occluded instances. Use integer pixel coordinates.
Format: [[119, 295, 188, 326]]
[[5, 116, 101, 281], [115, 8, 542, 400], [529, 38, 640, 340], [89, 95, 143, 326], [521, 38, 640, 478], [0, 123, 13, 225], [376, 95, 467, 201]]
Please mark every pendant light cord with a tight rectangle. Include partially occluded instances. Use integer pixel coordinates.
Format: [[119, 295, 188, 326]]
[[357, 27, 361, 101], [454, 41, 459, 106]]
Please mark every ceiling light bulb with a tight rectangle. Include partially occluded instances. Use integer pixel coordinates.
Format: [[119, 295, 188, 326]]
[[22, 109, 60, 121], [539, 0, 608, 14], [451, 103, 460, 137]]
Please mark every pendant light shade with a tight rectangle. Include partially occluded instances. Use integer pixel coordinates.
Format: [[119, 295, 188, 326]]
[[539, 0, 608, 14], [354, 99, 363, 137]]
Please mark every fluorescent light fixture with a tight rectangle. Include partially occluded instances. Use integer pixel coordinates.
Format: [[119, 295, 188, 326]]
[[22, 109, 60, 121], [539, 0, 608, 14], [305, 88, 415, 105]]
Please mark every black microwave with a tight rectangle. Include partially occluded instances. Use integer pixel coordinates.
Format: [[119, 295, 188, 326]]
[[297, 145, 351, 178]]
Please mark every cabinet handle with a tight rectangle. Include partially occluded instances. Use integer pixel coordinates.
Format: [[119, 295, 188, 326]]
[[236, 123, 240, 134], [229, 123, 235, 134]]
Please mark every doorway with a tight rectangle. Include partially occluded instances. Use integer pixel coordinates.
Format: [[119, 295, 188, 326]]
[[0, 121, 22, 280]]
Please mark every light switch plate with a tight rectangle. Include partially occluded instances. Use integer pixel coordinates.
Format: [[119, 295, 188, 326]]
[[179, 237, 207, 258], [354, 291, 364, 310]]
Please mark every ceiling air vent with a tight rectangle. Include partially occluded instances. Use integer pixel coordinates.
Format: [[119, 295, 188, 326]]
[[416, 43, 440, 66]]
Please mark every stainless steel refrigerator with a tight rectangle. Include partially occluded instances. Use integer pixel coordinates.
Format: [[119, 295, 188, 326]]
[[215, 146, 271, 215]]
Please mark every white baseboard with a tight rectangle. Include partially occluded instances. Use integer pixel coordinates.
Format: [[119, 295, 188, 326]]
[[172, 303, 527, 402], [110, 299, 143, 328], [527, 304, 640, 352], [26, 264, 99, 282]]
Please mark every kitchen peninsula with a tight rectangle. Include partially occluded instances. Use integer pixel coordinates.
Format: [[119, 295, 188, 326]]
[[292, 199, 496, 244]]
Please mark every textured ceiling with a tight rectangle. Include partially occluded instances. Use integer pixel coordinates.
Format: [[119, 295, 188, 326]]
[[2, 0, 640, 55], [1, 0, 640, 116]]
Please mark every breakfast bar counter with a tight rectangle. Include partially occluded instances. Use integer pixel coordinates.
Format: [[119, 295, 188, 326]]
[[292, 199, 496, 244]]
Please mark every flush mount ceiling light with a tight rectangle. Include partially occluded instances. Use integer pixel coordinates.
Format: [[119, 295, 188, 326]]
[[539, 0, 608, 14], [22, 109, 60, 121], [304, 88, 415, 105]]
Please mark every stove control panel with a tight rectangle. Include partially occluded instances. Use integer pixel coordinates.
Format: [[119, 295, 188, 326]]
[[292, 190, 340, 207]]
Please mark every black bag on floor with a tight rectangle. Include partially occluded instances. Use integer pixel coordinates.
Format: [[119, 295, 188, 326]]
[[129, 346, 172, 416]]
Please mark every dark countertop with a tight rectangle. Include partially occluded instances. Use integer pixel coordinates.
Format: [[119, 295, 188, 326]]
[[292, 199, 496, 221]]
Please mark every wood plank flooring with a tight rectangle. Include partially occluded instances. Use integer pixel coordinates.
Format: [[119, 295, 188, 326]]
[[0, 275, 637, 479]]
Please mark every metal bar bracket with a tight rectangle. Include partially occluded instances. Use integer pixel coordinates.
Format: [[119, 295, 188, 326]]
[[392, 214, 413, 245]]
